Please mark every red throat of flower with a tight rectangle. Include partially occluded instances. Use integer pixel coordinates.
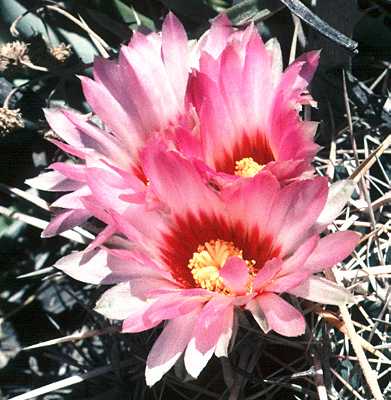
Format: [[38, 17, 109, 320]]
[[160, 212, 280, 293], [215, 132, 275, 177]]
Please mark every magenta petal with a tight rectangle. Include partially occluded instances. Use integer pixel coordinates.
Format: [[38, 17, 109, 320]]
[[256, 293, 306, 337], [220, 256, 249, 294], [145, 308, 200, 386]]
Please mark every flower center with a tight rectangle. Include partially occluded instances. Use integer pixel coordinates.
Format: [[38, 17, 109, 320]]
[[234, 157, 264, 177], [187, 239, 256, 293]]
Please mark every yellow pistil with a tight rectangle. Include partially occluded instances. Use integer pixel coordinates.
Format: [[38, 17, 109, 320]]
[[235, 157, 264, 177], [188, 239, 256, 293]]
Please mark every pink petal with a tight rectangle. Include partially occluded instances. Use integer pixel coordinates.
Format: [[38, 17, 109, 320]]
[[220, 256, 249, 294], [184, 296, 233, 378], [84, 225, 116, 253], [141, 142, 222, 216], [279, 235, 319, 275], [263, 159, 311, 183], [55, 249, 111, 284], [50, 162, 86, 182], [242, 28, 272, 131], [162, 12, 189, 107], [253, 258, 282, 292], [51, 185, 91, 209], [127, 278, 179, 300], [41, 209, 90, 238], [265, 236, 318, 293], [265, 38, 282, 87], [62, 110, 131, 168], [222, 171, 280, 237], [269, 177, 328, 256], [92, 57, 144, 138], [290, 50, 320, 91], [288, 276, 354, 305], [219, 44, 246, 133], [194, 75, 236, 168], [303, 231, 360, 273], [26, 171, 83, 192], [55, 248, 167, 285], [124, 32, 178, 124], [145, 308, 201, 386], [44, 108, 84, 147], [197, 14, 233, 60], [174, 127, 203, 159], [49, 138, 87, 159], [80, 75, 143, 152], [192, 296, 233, 353], [85, 167, 133, 214], [214, 305, 235, 357], [122, 303, 161, 333], [256, 293, 306, 337], [144, 292, 209, 324]]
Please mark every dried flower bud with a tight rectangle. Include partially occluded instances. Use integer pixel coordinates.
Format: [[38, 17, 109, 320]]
[[43, 129, 60, 140], [50, 43, 72, 63], [0, 41, 30, 72], [0, 107, 24, 136]]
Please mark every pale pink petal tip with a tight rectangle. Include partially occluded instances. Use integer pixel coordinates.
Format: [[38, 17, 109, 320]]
[[95, 282, 147, 320], [145, 310, 199, 386], [184, 338, 214, 379], [316, 180, 355, 228], [289, 276, 354, 305]]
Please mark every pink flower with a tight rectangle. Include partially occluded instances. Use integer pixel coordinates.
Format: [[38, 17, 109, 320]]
[[26, 12, 320, 239], [183, 14, 320, 183], [56, 144, 359, 386], [25, 12, 359, 385], [26, 12, 192, 238]]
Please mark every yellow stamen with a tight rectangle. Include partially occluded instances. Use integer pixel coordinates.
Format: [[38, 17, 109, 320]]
[[187, 239, 256, 293], [235, 157, 264, 177]]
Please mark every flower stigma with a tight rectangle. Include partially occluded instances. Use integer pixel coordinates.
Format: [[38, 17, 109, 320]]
[[234, 157, 264, 177], [188, 239, 256, 293]]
